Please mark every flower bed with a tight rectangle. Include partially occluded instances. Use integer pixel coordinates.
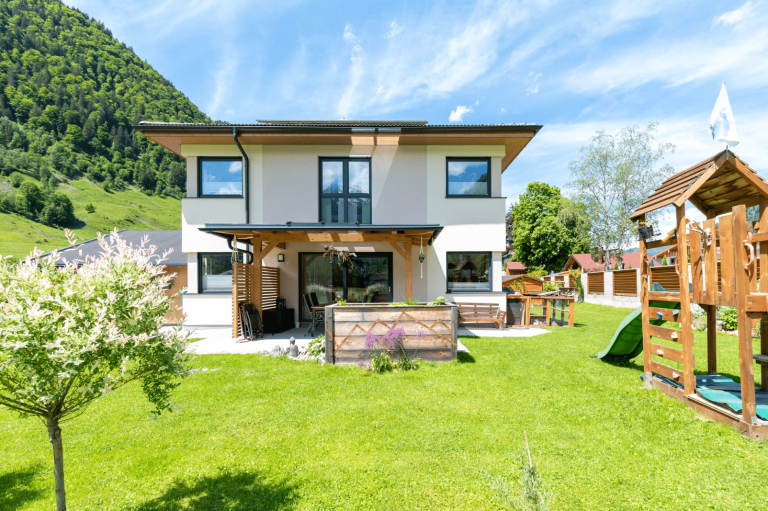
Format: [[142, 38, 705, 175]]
[[324, 303, 458, 364]]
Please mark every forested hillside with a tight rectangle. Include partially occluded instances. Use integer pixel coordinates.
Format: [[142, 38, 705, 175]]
[[0, 0, 210, 257]]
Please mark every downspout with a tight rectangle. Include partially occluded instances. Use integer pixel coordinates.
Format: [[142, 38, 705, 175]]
[[233, 128, 250, 224]]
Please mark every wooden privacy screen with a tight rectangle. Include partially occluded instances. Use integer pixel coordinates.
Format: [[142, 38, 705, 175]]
[[163, 265, 187, 325], [232, 261, 252, 338], [650, 266, 679, 291], [587, 272, 604, 294], [232, 263, 280, 337], [262, 267, 280, 311], [613, 269, 637, 296]]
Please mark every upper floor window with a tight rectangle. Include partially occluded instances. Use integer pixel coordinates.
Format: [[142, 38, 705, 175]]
[[198, 157, 243, 197], [446, 157, 491, 197], [319, 157, 371, 223]]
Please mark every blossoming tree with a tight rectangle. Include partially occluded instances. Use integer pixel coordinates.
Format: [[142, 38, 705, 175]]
[[0, 230, 190, 511]]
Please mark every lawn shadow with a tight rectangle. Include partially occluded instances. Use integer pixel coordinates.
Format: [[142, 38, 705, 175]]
[[130, 470, 298, 511], [457, 352, 475, 363], [0, 466, 44, 511]]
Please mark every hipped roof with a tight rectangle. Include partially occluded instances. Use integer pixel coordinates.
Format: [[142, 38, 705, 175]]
[[630, 149, 768, 220]]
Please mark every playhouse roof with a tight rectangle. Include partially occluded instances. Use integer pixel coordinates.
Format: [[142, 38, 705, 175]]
[[630, 149, 768, 220]]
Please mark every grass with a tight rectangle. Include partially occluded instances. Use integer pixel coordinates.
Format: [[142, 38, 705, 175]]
[[2, 302, 767, 510], [0, 173, 180, 259]]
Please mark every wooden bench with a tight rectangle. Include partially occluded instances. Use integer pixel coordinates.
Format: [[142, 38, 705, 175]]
[[455, 302, 506, 330]]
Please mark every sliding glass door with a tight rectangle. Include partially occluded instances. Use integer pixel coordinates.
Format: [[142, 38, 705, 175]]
[[299, 253, 393, 321]]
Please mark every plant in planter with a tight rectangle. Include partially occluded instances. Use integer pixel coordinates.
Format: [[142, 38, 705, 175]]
[[363, 328, 423, 372]]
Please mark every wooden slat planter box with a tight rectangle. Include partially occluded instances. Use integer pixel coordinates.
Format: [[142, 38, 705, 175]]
[[324, 304, 458, 364]]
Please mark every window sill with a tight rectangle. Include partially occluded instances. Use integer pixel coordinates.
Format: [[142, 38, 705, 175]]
[[444, 195, 506, 199], [185, 195, 244, 199]]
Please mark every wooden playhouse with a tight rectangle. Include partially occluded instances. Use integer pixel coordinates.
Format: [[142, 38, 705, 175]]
[[631, 149, 768, 438]]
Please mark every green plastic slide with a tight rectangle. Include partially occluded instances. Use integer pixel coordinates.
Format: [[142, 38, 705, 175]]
[[597, 283, 680, 362]]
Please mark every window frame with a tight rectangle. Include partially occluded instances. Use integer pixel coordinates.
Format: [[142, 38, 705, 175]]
[[445, 157, 492, 198], [318, 156, 373, 224], [197, 156, 244, 198], [198, 253, 236, 294], [446, 251, 493, 293]]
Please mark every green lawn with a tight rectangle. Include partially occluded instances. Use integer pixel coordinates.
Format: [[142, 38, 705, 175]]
[[0, 174, 180, 259], [2, 303, 767, 510]]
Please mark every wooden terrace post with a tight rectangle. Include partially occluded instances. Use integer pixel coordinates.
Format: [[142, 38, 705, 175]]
[[568, 298, 575, 327], [676, 205, 696, 395], [732, 204, 757, 425], [232, 249, 239, 339], [253, 241, 262, 316], [405, 238, 413, 301], [639, 214, 652, 388]]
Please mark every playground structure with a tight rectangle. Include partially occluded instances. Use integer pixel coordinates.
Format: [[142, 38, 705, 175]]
[[613, 150, 768, 438]]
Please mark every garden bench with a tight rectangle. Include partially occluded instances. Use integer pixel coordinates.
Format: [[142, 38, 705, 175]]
[[455, 303, 506, 330]]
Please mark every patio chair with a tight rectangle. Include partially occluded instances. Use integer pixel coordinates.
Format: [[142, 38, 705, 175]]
[[240, 303, 263, 341], [303, 293, 325, 337]]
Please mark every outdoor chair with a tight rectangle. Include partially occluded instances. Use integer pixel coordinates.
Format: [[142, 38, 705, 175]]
[[303, 293, 325, 337], [239, 303, 263, 341]]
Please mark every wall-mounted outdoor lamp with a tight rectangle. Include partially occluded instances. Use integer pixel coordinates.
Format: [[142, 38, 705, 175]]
[[277, 254, 285, 263]]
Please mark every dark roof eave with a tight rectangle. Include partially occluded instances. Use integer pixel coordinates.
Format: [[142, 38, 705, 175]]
[[133, 123, 542, 134], [201, 223, 443, 241]]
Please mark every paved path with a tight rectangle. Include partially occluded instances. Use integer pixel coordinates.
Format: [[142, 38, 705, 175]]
[[181, 325, 548, 355]]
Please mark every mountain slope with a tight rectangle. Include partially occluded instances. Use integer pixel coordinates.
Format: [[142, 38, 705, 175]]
[[0, 0, 209, 256]]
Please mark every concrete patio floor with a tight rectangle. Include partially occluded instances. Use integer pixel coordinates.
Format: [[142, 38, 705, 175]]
[[182, 325, 550, 355]]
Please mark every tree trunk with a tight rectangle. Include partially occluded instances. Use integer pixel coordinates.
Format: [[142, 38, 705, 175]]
[[47, 418, 66, 511]]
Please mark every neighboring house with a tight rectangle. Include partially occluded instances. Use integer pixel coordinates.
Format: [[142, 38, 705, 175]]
[[134, 120, 541, 331], [505, 261, 527, 275], [40, 230, 186, 325], [502, 274, 543, 293], [562, 252, 642, 272]]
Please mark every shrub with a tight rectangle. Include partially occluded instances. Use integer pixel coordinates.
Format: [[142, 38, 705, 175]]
[[39, 193, 76, 227], [15, 181, 44, 215], [307, 335, 325, 358], [364, 328, 423, 372], [9, 171, 24, 188], [719, 306, 738, 331], [85, 203, 96, 213]]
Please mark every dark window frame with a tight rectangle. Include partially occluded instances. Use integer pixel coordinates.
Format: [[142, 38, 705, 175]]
[[318, 157, 373, 224], [198, 252, 237, 294], [445, 157, 492, 198], [446, 251, 493, 293], [197, 156, 244, 198]]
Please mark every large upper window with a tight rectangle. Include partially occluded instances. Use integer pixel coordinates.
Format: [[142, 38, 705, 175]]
[[199, 253, 240, 293], [319, 158, 371, 223], [446, 158, 491, 197], [447, 252, 491, 292], [198, 158, 243, 197]]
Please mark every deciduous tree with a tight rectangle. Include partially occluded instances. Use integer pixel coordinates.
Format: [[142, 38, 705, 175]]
[[0, 230, 190, 511], [568, 123, 674, 269]]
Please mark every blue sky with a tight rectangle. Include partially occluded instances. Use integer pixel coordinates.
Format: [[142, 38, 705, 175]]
[[67, 0, 768, 230]]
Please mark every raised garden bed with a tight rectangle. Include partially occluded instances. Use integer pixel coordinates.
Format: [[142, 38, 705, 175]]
[[324, 303, 458, 364]]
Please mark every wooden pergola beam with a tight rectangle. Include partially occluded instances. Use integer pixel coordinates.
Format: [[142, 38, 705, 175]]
[[260, 241, 279, 259], [388, 242, 405, 259]]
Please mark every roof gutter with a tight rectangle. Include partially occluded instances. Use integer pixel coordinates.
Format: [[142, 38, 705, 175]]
[[233, 128, 250, 224]]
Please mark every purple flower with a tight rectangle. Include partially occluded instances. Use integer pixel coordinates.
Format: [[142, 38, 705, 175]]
[[357, 360, 366, 368], [416, 330, 426, 340]]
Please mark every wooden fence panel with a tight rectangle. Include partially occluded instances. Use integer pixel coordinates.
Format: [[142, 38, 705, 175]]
[[613, 269, 637, 296], [232, 261, 252, 338], [587, 272, 604, 294], [650, 266, 679, 291]]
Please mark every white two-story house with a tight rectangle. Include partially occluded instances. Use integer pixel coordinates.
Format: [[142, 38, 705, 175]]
[[135, 120, 541, 334]]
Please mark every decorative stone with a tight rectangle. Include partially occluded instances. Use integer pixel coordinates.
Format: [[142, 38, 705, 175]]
[[271, 345, 282, 357]]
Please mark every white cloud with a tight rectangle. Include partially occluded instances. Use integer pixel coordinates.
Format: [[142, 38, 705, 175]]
[[526, 73, 541, 96], [449, 105, 474, 122], [337, 24, 365, 119], [713, 2, 755, 27], [386, 20, 404, 38], [207, 49, 238, 119]]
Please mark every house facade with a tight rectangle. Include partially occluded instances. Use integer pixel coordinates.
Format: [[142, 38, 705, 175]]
[[135, 120, 540, 331]]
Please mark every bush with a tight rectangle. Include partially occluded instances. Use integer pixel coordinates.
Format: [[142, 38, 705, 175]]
[[9, 171, 24, 188], [39, 193, 76, 228], [15, 181, 44, 215], [307, 336, 325, 358], [85, 203, 96, 214], [719, 306, 738, 331]]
